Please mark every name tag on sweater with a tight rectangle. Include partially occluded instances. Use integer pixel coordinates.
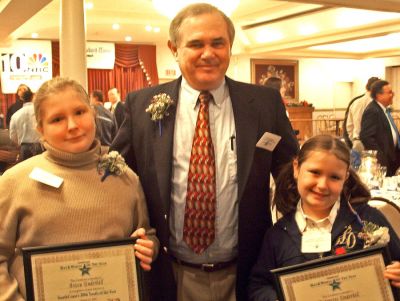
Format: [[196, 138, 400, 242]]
[[29, 167, 63, 188]]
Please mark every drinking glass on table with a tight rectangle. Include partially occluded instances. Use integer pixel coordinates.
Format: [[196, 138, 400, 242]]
[[377, 165, 387, 188]]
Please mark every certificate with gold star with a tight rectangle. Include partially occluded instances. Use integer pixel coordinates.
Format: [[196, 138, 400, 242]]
[[271, 245, 399, 301], [22, 238, 143, 301]]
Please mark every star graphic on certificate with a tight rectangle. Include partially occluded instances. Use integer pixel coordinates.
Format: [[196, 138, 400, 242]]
[[79, 264, 91, 276], [329, 279, 341, 291]]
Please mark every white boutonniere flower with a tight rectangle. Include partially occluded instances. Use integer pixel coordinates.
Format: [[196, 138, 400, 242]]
[[98, 151, 127, 182], [358, 221, 390, 248], [145, 93, 174, 136]]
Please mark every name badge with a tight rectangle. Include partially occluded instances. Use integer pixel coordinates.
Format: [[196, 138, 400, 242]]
[[301, 231, 331, 253], [256, 132, 281, 152], [29, 167, 63, 188]]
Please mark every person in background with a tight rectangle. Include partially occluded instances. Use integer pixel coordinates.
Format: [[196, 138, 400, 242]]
[[248, 135, 400, 301], [263, 76, 287, 106], [263, 76, 290, 120], [360, 80, 400, 176], [0, 77, 158, 300], [343, 76, 380, 150], [108, 87, 125, 129], [111, 3, 299, 300], [6, 84, 29, 128], [9, 87, 43, 161], [90, 90, 117, 146], [0, 113, 4, 129]]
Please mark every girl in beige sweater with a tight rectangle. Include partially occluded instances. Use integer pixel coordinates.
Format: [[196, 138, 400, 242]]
[[0, 77, 158, 300]]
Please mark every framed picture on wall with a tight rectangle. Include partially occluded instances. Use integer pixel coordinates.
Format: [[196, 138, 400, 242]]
[[251, 59, 299, 101]]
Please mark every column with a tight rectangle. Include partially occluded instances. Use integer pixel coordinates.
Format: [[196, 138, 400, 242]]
[[60, 0, 87, 90]]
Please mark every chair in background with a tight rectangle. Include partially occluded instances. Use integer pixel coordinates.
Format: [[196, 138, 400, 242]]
[[314, 114, 336, 136], [368, 196, 400, 238]]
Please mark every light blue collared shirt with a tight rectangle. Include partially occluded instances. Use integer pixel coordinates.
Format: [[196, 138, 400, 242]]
[[9, 103, 40, 145]]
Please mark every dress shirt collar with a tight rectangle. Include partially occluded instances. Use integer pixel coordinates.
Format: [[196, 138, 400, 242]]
[[111, 100, 120, 111], [375, 100, 388, 112], [295, 198, 340, 233], [22, 102, 33, 108], [181, 77, 226, 109]]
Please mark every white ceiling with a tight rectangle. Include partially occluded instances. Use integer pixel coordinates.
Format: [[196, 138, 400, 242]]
[[0, 0, 400, 59]]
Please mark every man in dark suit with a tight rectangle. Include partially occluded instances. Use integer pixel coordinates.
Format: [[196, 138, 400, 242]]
[[360, 80, 399, 176], [112, 3, 298, 301], [107, 87, 125, 129], [90, 90, 117, 146], [343, 76, 380, 149], [6, 84, 29, 128]]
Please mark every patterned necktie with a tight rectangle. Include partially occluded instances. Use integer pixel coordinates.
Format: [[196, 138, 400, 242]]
[[386, 108, 400, 148], [183, 91, 216, 254]]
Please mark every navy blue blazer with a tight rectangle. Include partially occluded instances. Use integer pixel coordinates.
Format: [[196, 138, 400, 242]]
[[248, 199, 400, 301], [112, 76, 299, 300]]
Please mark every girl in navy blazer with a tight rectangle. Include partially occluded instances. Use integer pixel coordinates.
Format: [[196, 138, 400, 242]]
[[248, 135, 400, 301]]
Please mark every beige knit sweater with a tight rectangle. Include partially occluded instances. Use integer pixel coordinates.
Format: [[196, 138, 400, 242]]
[[0, 140, 158, 300]]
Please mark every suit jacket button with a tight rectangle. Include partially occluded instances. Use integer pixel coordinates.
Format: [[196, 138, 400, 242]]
[[163, 246, 168, 253], [164, 214, 167, 220]]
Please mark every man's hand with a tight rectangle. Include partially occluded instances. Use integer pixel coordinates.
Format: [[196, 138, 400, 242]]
[[131, 228, 154, 271], [352, 139, 364, 153]]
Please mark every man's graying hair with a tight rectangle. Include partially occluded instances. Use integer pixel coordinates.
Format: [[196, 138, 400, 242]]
[[169, 3, 235, 47]]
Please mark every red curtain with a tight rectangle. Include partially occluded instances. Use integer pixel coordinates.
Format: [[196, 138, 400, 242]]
[[0, 41, 158, 127]]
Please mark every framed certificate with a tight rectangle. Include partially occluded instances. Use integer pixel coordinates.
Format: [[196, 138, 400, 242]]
[[23, 238, 143, 301], [271, 245, 399, 301]]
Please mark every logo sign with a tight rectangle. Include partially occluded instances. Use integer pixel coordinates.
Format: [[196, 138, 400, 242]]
[[86, 42, 115, 70], [0, 40, 52, 93]]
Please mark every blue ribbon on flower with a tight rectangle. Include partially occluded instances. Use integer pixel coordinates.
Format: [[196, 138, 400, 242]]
[[145, 93, 174, 137], [101, 169, 111, 182], [98, 151, 127, 182]]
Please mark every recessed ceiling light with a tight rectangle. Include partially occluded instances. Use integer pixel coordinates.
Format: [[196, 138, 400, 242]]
[[145, 25, 152, 32], [255, 29, 284, 43], [84, 2, 94, 10], [153, 27, 160, 33], [31, 33, 39, 38], [309, 32, 400, 53], [152, 0, 240, 18], [125, 36, 132, 42], [112, 23, 120, 30], [298, 24, 318, 36], [336, 9, 400, 28]]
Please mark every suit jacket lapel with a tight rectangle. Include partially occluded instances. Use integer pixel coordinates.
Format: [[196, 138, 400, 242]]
[[152, 78, 181, 208], [226, 78, 259, 202]]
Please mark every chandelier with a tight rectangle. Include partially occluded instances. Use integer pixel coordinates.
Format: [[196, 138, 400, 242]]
[[152, 0, 241, 19]]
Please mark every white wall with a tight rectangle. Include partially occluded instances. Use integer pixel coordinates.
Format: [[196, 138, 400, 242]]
[[156, 44, 181, 83], [155, 45, 398, 109]]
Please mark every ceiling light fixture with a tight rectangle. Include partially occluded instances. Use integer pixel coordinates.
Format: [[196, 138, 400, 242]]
[[309, 32, 400, 53], [145, 25, 152, 32], [153, 27, 160, 33], [84, 2, 94, 10], [298, 24, 318, 36], [112, 23, 120, 30], [336, 8, 400, 28], [125, 36, 132, 42], [31, 33, 39, 39], [152, 0, 240, 19], [255, 29, 284, 44]]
